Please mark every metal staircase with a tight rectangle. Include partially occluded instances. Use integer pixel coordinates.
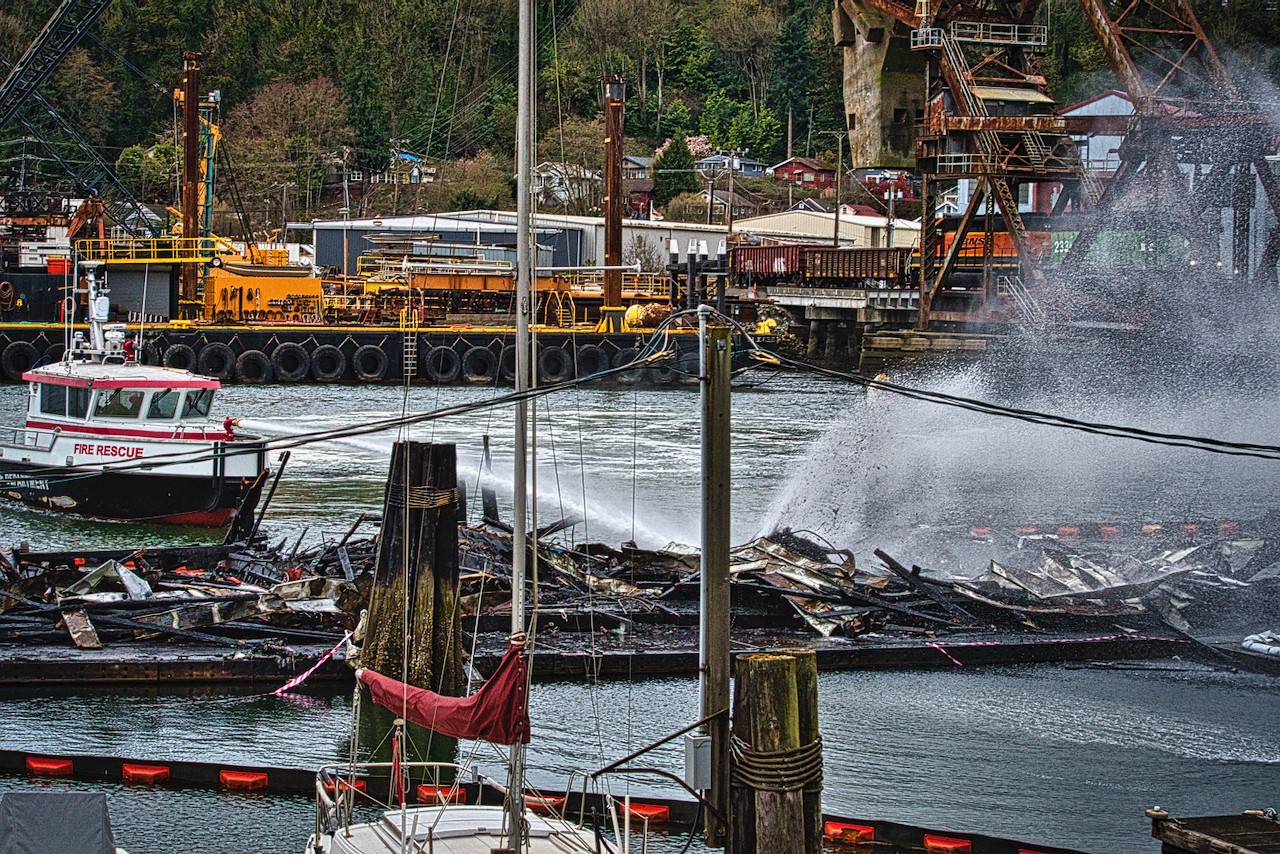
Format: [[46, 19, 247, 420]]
[[997, 274, 1048, 328]]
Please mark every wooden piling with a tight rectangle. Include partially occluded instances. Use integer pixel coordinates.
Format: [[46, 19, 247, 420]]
[[781, 648, 822, 854], [363, 441, 463, 694], [731, 653, 804, 854], [421, 444, 463, 696], [363, 442, 424, 677]]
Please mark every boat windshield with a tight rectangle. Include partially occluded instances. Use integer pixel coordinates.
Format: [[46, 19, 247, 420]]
[[147, 389, 181, 420], [182, 388, 215, 419], [94, 388, 146, 419], [38, 384, 91, 419]]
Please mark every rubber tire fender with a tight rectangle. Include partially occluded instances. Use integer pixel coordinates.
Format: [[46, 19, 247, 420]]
[[163, 343, 197, 371], [423, 346, 462, 383], [43, 343, 67, 365], [311, 344, 347, 382], [271, 342, 310, 382], [353, 344, 388, 382], [537, 345, 574, 384], [1, 341, 39, 381], [197, 342, 236, 381], [499, 345, 518, 381], [575, 344, 610, 378], [612, 347, 649, 384], [461, 346, 499, 382], [235, 349, 273, 383], [138, 341, 161, 366], [651, 359, 679, 384]]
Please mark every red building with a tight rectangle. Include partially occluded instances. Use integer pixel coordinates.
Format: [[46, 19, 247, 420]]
[[770, 157, 836, 189]]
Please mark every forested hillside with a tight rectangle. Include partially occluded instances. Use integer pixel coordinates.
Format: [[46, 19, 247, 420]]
[[3, 0, 1280, 222]]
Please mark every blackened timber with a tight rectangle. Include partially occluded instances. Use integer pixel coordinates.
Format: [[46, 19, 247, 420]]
[[13, 543, 237, 572], [734, 582, 958, 625], [874, 549, 983, 625], [0, 588, 245, 647]]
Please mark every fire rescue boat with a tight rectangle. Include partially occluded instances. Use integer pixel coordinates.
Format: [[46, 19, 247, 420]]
[[0, 262, 268, 526]]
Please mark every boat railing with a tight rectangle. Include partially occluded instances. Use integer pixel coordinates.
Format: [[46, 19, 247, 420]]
[[314, 761, 483, 835], [0, 427, 58, 452]]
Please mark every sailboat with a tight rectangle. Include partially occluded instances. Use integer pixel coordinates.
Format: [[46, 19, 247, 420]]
[[302, 0, 614, 847]]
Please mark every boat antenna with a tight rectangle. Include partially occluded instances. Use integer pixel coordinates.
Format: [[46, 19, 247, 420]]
[[506, 0, 534, 833]]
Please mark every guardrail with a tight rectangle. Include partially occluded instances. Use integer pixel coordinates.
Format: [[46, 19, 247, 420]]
[[949, 22, 1047, 46], [75, 238, 226, 264]]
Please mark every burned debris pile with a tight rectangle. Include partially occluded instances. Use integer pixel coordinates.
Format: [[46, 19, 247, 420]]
[[4, 513, 1280, 662], [0, 536, 374, 650]]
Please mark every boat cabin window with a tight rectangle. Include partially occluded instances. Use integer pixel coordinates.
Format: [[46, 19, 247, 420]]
[[94, 388, 145, 419], [147, 389, 181, 420], [39, 384, 91, 419], [182, 388, 215, 419]]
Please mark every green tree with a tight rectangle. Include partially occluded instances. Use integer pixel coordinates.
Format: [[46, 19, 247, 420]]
[[343, 47, 390, 175], [651, 133, 699, 208], [769, 15, 816, 148], [700, 91, 739, 148]]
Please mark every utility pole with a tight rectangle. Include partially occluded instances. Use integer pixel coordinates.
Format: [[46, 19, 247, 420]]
[[886, 179, 898, 248], [706, 173, 715, 225], [601, 75, 626, 332], [180, 52, 201, 315], [727, 152, 736, 234], [832, 135, 843, 248]]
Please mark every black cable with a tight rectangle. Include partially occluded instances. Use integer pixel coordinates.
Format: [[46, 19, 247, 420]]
[[677, 800, 703, 854], [752, 350, 1280, 462]]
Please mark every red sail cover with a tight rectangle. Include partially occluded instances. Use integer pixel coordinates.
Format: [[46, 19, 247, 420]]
[[359, 643, 530, 745]]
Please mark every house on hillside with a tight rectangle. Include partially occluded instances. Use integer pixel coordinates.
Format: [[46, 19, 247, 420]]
[[790, 197, 832, 213], [625, 179, 654, 218], [622, 155, 652, 180], [695, 153, 768, 179], [531, 162, 599, 206], [770, 157, 836, 189]]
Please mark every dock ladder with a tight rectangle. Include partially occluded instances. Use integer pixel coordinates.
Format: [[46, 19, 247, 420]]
[[400, 308, 419, 378]]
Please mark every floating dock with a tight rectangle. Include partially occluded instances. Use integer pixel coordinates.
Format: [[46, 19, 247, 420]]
[[0, 632, 1190, 685]]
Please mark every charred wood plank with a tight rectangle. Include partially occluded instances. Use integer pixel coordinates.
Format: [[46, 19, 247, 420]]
[[0, 589, 245, 647], [873, 550, 984, 625], [734, 582, 958, 625]]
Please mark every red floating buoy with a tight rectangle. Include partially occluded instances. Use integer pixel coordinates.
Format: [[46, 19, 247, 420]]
[[824, 821, 875, 843], [1057, 525, 1080, 539], [122, 763, 170, 784], [970, 527, 990, 536], [220, 770, 268, 789], [1219, 522, 1239, 536], [416, 784, 466, 804], [1100, 525, 1121, 540], [26, 757, 72, 777], [1014, 526, 1037, 534], [924, 834, 972, 854], [322, 779, 367, 795], [623, 803, 669, 822]]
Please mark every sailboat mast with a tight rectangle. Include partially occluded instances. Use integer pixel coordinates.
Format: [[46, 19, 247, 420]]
[[508, 0, 534, 834]]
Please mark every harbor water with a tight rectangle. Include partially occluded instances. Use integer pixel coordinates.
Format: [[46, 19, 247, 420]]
[[3, 370, 1280, 853]]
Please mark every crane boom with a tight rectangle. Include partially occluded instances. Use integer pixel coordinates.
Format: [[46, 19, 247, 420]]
[[0, 0, 114, 128]]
